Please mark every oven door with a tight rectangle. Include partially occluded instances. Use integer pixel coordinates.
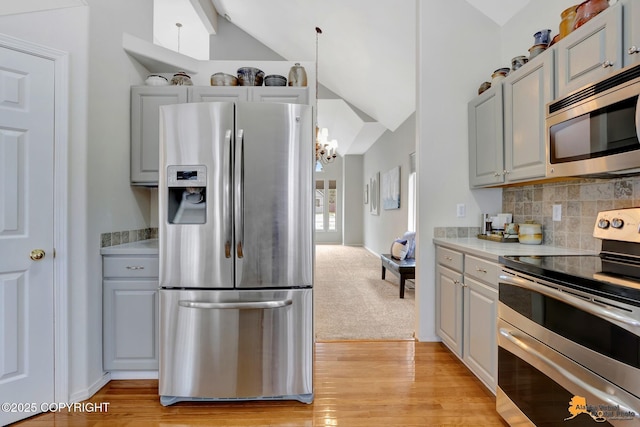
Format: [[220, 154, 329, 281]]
[[497, 270, 640, 426]]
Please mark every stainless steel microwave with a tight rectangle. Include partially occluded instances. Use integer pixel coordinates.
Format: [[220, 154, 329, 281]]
[[546, 63, 640, 178]]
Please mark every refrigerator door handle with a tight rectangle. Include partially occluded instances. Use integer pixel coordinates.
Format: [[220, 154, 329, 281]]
[[178, 299, 293, 310], [235, 129, 244, 258], [224, 129, 232, 258]]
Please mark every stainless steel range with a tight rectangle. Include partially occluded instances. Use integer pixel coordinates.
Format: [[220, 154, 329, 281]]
[[498, 208, 640, 426]]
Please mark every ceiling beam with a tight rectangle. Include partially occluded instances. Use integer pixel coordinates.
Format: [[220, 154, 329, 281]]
[[189, 0, 218, 34]]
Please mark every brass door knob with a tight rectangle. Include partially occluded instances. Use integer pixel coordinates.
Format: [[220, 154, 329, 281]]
[[30, 249, 45, 261]]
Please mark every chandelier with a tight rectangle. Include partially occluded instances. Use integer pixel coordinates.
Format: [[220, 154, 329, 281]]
[[315, 26, 338, 165], [316, 126, 337, 164]]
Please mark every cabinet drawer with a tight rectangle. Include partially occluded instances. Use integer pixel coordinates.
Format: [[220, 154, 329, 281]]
[[436, 247, 463, 272], [103, 256, 159, 278], [464, 255, 498, 289]]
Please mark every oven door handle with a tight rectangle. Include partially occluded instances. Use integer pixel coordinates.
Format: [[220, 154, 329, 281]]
[[499, 326, 638, 417], [500, 273, 640, 336]]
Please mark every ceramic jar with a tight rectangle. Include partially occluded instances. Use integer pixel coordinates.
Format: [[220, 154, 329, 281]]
[[518, 222, 543, 245], [533, 29, 552, 46], [288, 63, 307, 87], [145, 74, 169, 86], [170, 71, 193, 86], [560, 5, 578, 39], [511, 56, 528, 71], [574, 0, 609, 30]]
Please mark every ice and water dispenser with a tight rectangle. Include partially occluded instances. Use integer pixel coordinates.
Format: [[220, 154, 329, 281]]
[[166, 165, 207, 224]]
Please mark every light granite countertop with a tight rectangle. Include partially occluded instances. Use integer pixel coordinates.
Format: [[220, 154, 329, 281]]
[[433, 237, 593, 262], [100, 238, 158, 255]]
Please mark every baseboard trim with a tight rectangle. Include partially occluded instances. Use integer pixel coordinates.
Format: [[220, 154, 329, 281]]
[[110, 371, 158, 380], [69, 373, 111, 403]]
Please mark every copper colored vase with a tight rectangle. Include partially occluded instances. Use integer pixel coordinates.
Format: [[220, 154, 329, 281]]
[[573, 0, 609, 30]]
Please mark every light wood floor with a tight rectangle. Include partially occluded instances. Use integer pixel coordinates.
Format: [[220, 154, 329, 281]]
[[14, 341, 507, 427]]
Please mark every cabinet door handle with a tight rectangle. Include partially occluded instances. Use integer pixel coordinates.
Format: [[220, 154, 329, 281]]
[[628, 46, 639, 55], [602, 60, 614, 68], [476, 267, 487, 273], [493, 172, 501, 177], [445, 256, 453, 261], [126, 266, 145, 270]]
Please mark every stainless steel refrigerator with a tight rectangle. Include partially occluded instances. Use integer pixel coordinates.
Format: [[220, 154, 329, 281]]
[[157, 101, 313, 405]]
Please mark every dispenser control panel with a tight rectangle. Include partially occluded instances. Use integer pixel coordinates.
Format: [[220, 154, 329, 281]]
[[167, 165, 207, 187]]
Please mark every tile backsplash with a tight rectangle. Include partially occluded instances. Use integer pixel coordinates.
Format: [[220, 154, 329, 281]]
[[502, 177, 640, 252], [436, 176, 640, 252], [100, 227, 158, 248]]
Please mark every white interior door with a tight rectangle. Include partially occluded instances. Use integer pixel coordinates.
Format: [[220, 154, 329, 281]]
[[0, 45, 55, 425]]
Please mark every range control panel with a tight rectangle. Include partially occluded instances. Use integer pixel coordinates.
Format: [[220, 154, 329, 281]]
[[593, 208, 640, 243]]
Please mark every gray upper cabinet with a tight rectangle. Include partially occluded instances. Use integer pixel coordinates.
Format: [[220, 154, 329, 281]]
[[250, 87, 309, 104], [556, 3, 623, 97], [468, 84, 504, 187], [188, 86, 249, 103], [623, 0, 640, 67], [131, 86, 310, 186], [503, 49, 554, 183], [131, 86, 187, 186]]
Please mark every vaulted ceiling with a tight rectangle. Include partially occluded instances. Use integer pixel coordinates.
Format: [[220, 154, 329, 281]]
[[207, 0, 530, 155]]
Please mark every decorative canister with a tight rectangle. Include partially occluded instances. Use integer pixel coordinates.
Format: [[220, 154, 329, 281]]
[[533, 29, 552, 46], [518, 222, 543, 245], [288, 63, 307, 87], [170, 71, 193, 86], [559, 5, 578, 39], [145, 74, 169, 86], [574, 0, 609, 30], [511, 56, 528, 71]]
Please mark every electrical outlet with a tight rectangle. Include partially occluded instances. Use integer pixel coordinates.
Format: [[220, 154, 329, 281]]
[[553, 204, 562, 221], [456, 204, 465, 218]]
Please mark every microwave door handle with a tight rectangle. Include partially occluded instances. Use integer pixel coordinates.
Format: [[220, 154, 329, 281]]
[[235, 129, 244, 259], [635, 95, 640, 143], [499, 327, 638, 417], [224, 129, 232, 258], [500, 273, 640, 335]]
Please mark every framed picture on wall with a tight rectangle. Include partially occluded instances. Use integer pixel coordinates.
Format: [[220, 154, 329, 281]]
[[369, 172, 379, 215], [382, 166, 400, 210]]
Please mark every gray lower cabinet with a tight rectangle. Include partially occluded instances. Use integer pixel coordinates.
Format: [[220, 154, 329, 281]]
[[435, 246, 498, 393], [103, 255, 159, 371], [462, 255, 498, 392], [435, 247, 464, 356]]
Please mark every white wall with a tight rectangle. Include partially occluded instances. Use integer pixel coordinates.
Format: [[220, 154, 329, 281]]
[[343, 155, 364, 245], [415, 1, 502, 341], [85, 0, 155, 399], [0, 0, 157, 401], [363, 113, 416, 255], [0, 4, 92, 401]]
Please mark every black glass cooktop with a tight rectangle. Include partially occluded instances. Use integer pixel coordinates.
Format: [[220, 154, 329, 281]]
[[499, 254, 640, 307]]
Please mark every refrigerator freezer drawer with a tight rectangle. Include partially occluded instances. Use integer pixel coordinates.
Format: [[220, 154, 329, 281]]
[[159, 288, 313, 404]]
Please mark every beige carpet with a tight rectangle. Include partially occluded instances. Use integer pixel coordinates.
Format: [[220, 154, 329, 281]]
[[314, 245, 415, 340]]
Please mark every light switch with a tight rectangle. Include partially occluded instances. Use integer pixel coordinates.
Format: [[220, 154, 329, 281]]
[[457, 204, 465, 218], [553, 204, 562, 221]]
